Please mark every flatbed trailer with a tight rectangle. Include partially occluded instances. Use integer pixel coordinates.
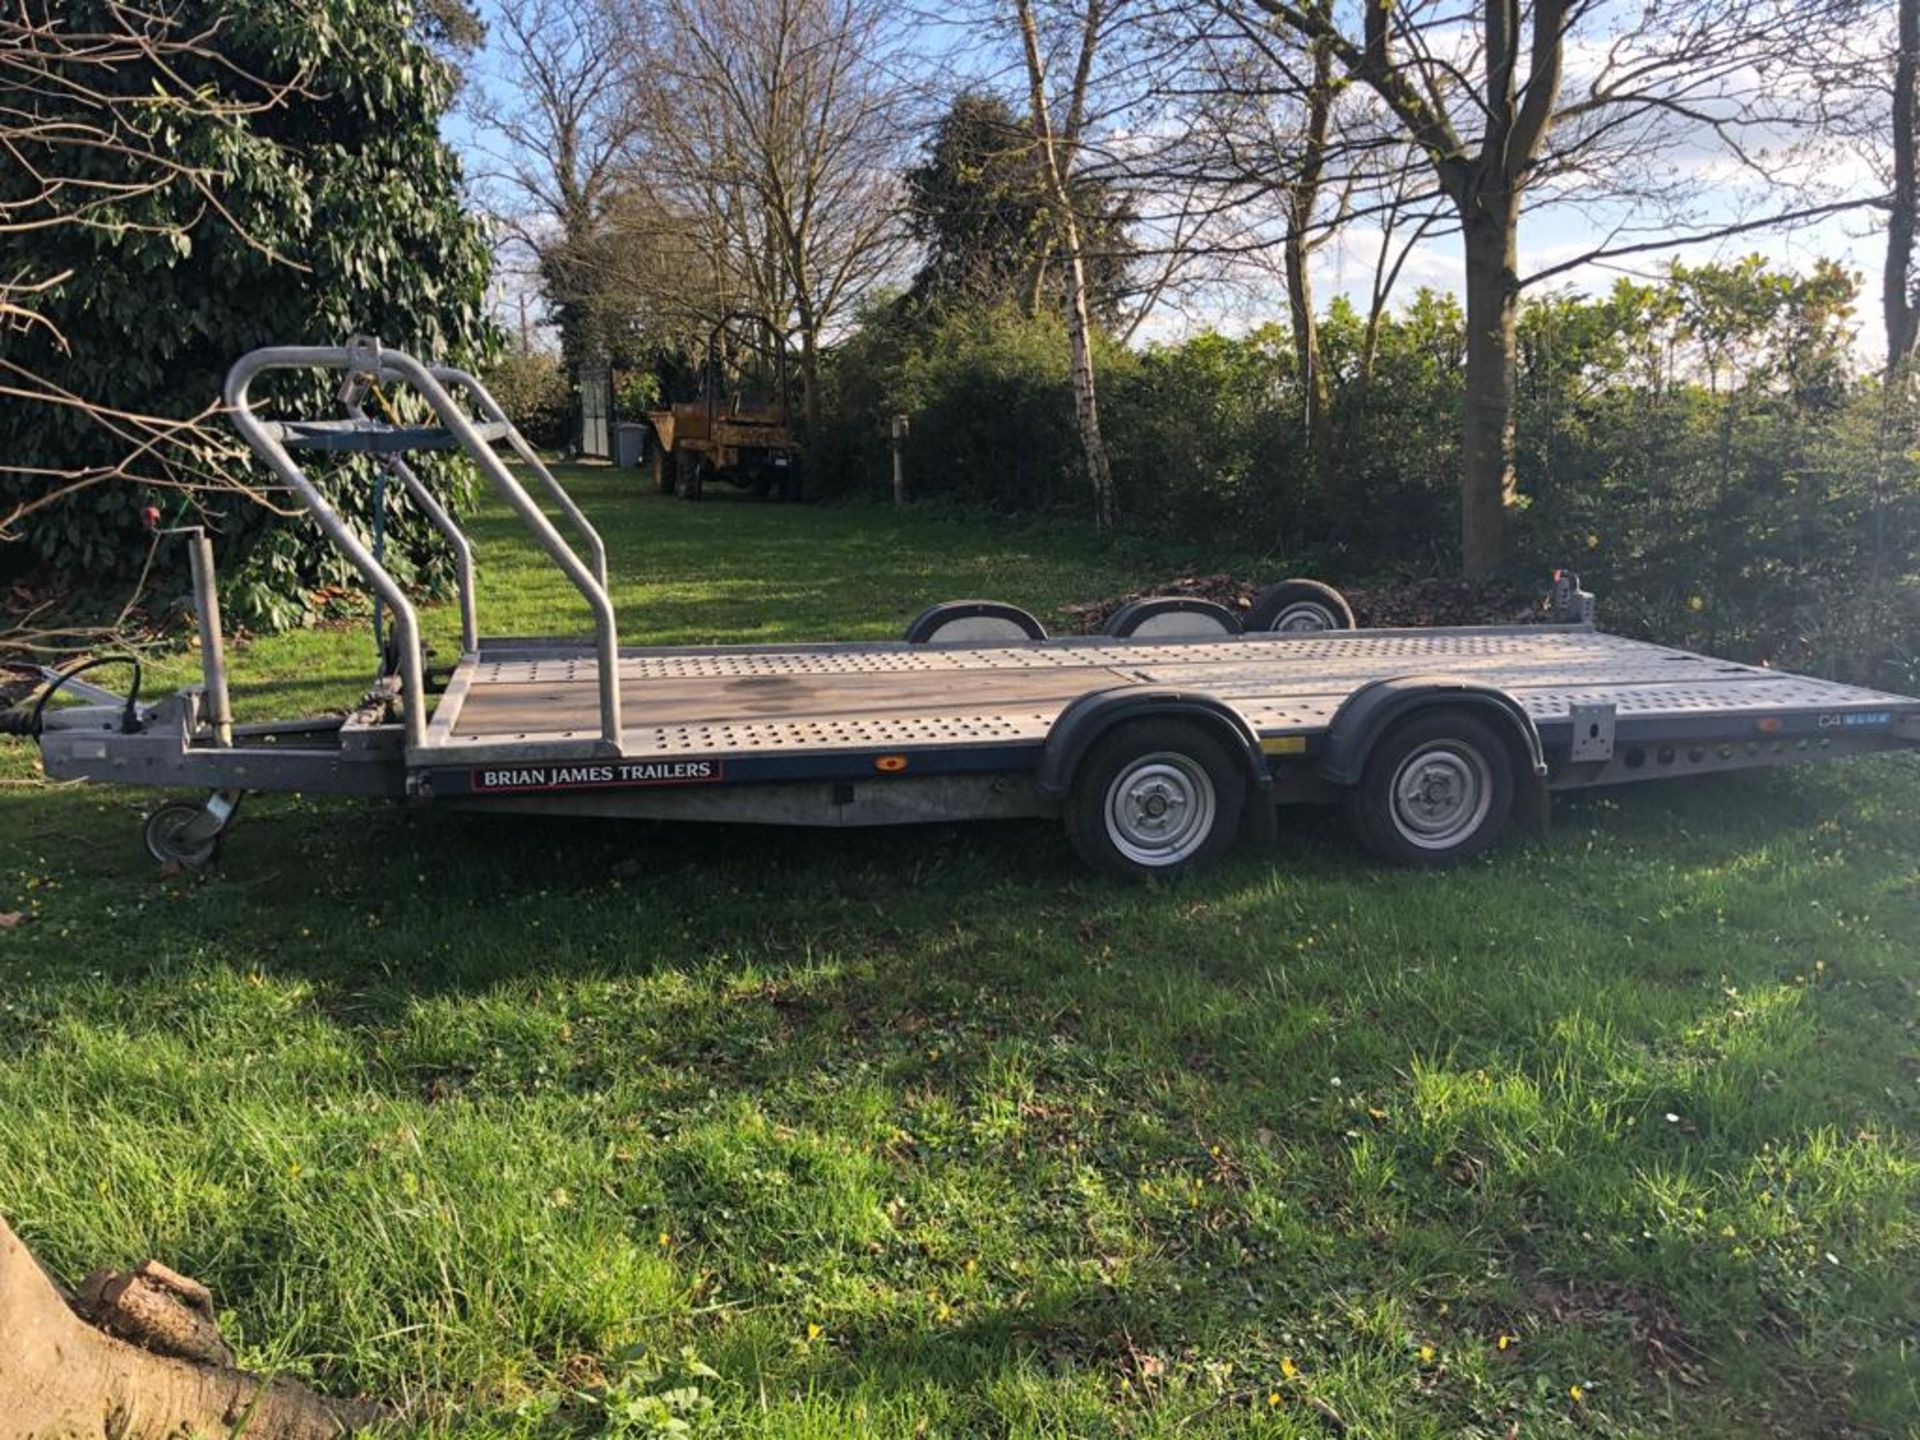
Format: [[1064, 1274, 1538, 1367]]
[[13, 339, 1919, 879]]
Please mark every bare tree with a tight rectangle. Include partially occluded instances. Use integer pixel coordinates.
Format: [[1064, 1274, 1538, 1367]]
[[1012, 0, 1121, 530], [1147, 3, 1368, 503], [1236, 0, 1875, 574], [1887, 0, 1917, 381], [463, 0, 644, 362], [614, 0, 913, 441], [1064, 0, 1456, 525]]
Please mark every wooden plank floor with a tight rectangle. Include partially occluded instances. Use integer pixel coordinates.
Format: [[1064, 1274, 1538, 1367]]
[[423, 628, 1917, 760]]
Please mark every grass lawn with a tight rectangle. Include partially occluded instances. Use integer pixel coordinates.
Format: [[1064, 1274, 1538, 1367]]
[[2, 466, 1917, 1437]]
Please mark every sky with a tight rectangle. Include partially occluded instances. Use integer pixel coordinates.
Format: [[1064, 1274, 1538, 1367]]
[[446, 0, 1895, 365]]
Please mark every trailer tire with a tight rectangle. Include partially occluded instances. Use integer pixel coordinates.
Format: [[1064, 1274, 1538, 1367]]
[[1248, 578, 1355, 632], [904, 601, 1047, 644], [144, 800, 221, 869], [1066, 719, 1245, 881], [1346, 709, 1513, 866], [1102, 597, 1243, 639]]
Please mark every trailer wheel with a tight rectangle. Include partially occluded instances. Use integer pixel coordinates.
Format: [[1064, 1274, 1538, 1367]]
[[144, 800, 222, 869], [1247, 578, 1355, 632], [1102, 597, 1243, 639], [1346, 710, 1513, 865], [904, 601, 1047, 644], [1066, 719, 1245, 880]]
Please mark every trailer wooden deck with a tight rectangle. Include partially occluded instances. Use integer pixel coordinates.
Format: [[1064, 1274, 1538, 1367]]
[[422, 626, 1915, 763]]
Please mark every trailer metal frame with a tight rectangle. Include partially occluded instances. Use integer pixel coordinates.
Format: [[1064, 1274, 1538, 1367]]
[[21, 338, 1920, 875]]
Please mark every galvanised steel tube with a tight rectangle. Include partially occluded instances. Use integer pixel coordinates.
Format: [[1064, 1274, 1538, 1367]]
[[431, 365, 611, 592], [374, 349, 623, 750], [223, 345, 431, 751], [385, 456, 479, 655], [187, 530, 233, 746]]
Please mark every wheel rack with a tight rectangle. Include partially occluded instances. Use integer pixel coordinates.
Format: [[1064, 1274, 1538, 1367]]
[[19, 338, 1920, 877]]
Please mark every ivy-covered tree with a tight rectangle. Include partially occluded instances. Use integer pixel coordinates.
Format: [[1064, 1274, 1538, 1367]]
[[0, 0, 495, 630]]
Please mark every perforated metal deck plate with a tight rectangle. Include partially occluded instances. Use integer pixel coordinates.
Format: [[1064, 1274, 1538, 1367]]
[[424, 627, 1917, 761]]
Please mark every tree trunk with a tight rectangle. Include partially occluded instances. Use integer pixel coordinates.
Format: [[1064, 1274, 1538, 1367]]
[[1888, 0, 1918, 383], [1283, 17, 1337, 521], [1059, 214, 1116, 532], [1459, 201, 1520, 577], [0, 1216, 388, 1440], [797, 322, 823, 450], [1283, 224, 1336, 509], [1014, 0, 1115, 532]]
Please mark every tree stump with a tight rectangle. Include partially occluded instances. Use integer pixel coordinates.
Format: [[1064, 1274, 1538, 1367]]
[[0, 1216, 392, 1440]]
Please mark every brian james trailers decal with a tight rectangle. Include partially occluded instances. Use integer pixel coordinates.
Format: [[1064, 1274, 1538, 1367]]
[[471, 759, 724, 793]]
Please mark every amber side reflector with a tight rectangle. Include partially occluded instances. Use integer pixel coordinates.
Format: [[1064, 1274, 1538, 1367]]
[[874, 754, 909, 773], [1260, 736, 1307, 756], [1756, 717, 1783, 734]]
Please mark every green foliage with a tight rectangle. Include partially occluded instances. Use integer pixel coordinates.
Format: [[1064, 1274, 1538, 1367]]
[[0, 0, 495, 628], [414, 0, 487, 54], [816, 302, 1093, 513], [823, 258, 1918, 686], [1104, 328, 1298, 541], [512, 1347, 720, 1438], [903, 91, 1135, 324], [614, 370, 662, 417], [486, 353, 575, 450], [1517, 260, 1917, 687]]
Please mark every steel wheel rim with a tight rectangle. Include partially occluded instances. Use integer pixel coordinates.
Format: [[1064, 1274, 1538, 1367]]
[[1271, 600, 1338, 632], [1388, 741, 1492, 850], [1104, 751, 1217, 866], [147, 806, 216, 865]]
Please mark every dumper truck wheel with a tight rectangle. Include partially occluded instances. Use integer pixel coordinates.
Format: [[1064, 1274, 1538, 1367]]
[[1066, 719, 1245, 881], [674, 451, 704, 501], [1247, 578, 1354, 632], [1346, 710, 1513, 866]]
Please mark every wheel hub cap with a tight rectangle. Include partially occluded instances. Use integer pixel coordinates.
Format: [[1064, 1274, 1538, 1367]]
[[1273, 601, 1336, 632], [1104, 753, 1217, 866], [1389, 743, 1492, 849]]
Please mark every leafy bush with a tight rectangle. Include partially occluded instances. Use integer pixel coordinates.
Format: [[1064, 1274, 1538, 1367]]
[[1, 0, 495, 630], [615, 370, 662, 418], [818, 259, 1918, 685], [484, 353, 574, 450], [1105, 328, 1298, 544], [816, 302, 1110, 514]]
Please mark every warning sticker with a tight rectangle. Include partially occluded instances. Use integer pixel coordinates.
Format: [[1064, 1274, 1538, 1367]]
[[470, 759, 723, 793]]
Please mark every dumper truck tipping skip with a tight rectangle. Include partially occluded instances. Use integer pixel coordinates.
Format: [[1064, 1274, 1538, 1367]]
[[7, 338, 1919, 880]]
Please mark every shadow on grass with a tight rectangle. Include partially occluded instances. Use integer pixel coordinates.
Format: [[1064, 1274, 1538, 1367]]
[[3, 465, 1916, 1433]]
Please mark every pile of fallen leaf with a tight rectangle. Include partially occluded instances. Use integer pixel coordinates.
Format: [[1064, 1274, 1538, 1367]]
[[1058, 573, 1546, 633]]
